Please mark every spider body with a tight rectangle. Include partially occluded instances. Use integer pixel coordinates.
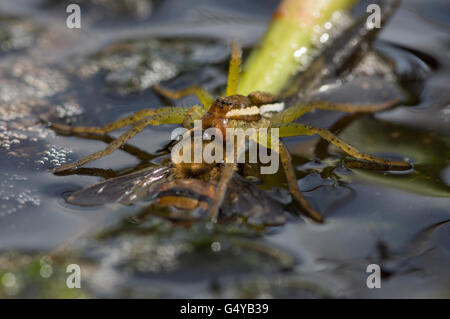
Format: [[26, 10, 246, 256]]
[[200, 92, 279, 136]]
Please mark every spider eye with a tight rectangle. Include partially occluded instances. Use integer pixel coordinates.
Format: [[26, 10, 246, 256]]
[[215, 98, 224, 108]]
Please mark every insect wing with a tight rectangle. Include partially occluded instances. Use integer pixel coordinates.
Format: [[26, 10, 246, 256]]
[[222, 175, 286, 226], [67, 166, 171, 206]]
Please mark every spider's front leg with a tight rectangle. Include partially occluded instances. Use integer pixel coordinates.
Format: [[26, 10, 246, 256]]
[[226, 42, 242, 96], [182, 105, 207, 128], [208, 137, 245, 222], [271, 99, 400, 124], [274, 123, 411, 168], [310, 99, 400, 113], [53, 107, 191, 173], [152, 84, 214, 110], [250, 131, 323, 222], [279, 142, 324, 222], [209, 162, 237, 222]]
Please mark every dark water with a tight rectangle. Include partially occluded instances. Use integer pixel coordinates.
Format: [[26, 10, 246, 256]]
[[0, 0, 449, 298]]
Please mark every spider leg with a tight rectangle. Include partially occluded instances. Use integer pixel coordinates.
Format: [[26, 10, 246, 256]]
[[152, 84, 213, 110], [50, 107, 185, 136], [209, 138, 245, 222], [248, 91, 278, 105], [209, 162, 236, 222], [270, 99, 400, 124], [53, 109, 188, 173], [270, 104, 313, 124], [59, 133, 157, 162], [182, 104, 207, 129], [275, 123, 411, 168], [311, 99, 399, 113], [344, 160, 411, 171], [279, 142, 323, 222], [225, 42, 242, 97]]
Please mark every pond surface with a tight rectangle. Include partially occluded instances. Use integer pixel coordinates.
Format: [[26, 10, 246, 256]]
[[0, 0, 449, 298]]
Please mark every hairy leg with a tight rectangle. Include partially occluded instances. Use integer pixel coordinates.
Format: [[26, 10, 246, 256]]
[[225, 42, 242, 97], [248, 90, 278, 106], [182, 104, 207, 128], [152, 84, 213, 110], [344, 160, 411, 170], [54, 110, 187, 173], [276, 123, 411, 168], [279, 142, 323, 222], [56, 133, 157, 162], [271, 99, 399, 124], [209, 138, 245, 222], [50, 107, 186, 135], [311, 99, 399, 113], [209, 162, 236, 222]]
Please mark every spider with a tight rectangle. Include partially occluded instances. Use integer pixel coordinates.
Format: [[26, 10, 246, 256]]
[[51, 43, 411, 223]]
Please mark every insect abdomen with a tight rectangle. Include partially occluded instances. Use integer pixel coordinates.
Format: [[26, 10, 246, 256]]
[[156, 179, 215, 211]]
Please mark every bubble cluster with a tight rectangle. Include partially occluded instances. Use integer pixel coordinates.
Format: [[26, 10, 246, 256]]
[[0, 101, 56, 152], [35, 146, 73, 168], [0, 173, 40, 217]]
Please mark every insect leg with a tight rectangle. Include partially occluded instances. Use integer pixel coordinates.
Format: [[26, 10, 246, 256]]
[[152, 84, 213, 110], [53, 110, 187, 173], [279, 141, 323, 222], [276, 123, 411, 168]]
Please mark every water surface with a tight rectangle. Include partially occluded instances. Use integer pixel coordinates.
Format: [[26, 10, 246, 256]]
[[0, 0, 449, 298]]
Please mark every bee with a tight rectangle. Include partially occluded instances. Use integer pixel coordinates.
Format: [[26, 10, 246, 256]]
[[50, 43, 411, 224]]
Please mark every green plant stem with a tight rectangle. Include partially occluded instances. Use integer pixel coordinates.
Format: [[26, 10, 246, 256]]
[[238, 0, 358, 95]]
